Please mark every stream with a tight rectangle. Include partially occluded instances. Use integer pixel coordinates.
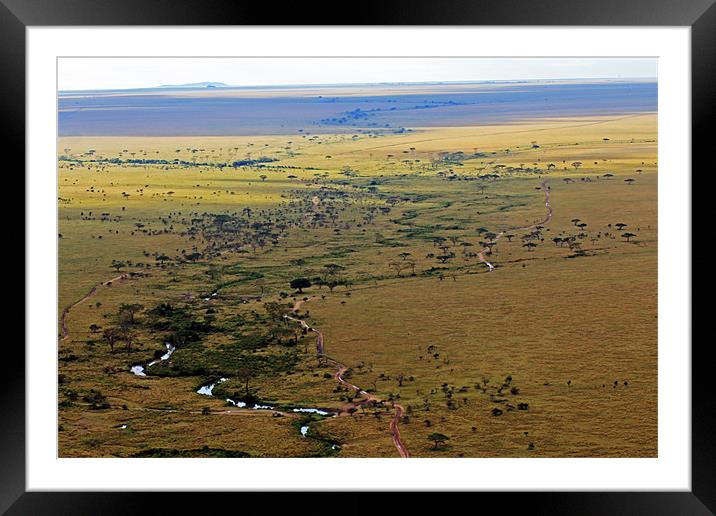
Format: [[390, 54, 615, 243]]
[[130, 342, 175, 377]]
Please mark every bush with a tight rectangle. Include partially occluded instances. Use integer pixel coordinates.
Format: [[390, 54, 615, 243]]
[[83, 389, 110, 410]]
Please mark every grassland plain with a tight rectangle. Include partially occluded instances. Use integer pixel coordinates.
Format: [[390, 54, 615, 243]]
[[58, 112, 656, 458]]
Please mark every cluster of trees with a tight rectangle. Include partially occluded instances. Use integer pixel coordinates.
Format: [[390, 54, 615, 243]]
[[288, 262, 355, 294], [97, 303, 144, 353], [59, 154, 277, 170], [94, 301, 225, 359]]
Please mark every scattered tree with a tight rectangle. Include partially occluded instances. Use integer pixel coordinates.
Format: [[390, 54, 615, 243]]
[[118, 303, 144, 324], [102, 328, 120, 353], [290, 278, 311, 293], [111, 260, 126, 272], [427, 432, 450, 450]]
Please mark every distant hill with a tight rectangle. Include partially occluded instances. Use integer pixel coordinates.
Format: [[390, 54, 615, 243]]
[[157, 82, 231, 89]]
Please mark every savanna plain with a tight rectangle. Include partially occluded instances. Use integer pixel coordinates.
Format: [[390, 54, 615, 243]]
[[57, 81, 657, 458]]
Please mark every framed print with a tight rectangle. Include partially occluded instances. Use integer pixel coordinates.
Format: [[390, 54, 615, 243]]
[[7, 0, 712, 513]]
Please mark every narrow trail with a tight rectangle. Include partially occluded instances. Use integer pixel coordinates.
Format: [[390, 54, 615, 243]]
[[286, 299, 410, 458], [477, 179, 552, 271], [60, 272, 144, 341]]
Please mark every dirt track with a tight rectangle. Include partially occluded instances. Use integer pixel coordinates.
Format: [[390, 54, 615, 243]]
[[286, 300, 411, 458], [477, 179, 552, 271], [59, 272, 143, 341]]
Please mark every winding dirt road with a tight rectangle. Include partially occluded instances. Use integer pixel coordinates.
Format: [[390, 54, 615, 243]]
[[60, 272, 143, 341], [477, 179, 552, 271], [286, 300, 411, 457]]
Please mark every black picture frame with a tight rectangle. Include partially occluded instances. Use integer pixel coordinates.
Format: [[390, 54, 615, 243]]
[[6, 0, 710, 513]]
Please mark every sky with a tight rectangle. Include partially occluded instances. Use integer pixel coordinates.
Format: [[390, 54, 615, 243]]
[[58, 57, 657, 91]]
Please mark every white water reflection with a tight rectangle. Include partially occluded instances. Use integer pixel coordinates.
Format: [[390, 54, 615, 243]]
[[130, 342, 175, 376], [148, 343, 175, 366], [224, 399, 274, 410], [292, 408, 331, 416], [197, 378, 227, 396]]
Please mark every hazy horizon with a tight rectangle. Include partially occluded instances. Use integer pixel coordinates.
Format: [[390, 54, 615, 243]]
[[58, 76, 658, 94], [58, 57, 657, 92]]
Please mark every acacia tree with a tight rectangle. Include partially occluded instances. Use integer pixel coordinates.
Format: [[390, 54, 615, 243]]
[[102, 328, 120, 353], [427, 433, 450, 450], [235, 367, 253, 397], [436, 253, 453, 264], [389, 261, 414, 278], [290, 278, 311, 293], [213, 214, 231, 232], [322, 263, 344, 284], [123, 329, 136, 352], [118, 303, 144, 324], [111, 260, 126, 272]]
